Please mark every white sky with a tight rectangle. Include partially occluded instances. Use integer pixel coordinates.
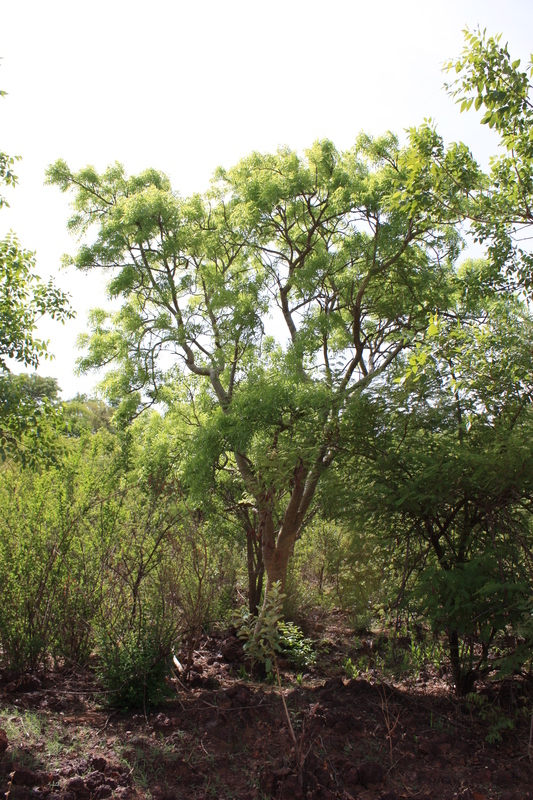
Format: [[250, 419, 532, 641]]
[[1, 0, 532, 398]]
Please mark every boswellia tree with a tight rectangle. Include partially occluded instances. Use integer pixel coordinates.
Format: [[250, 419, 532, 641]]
[[47, 128, 480, 611]]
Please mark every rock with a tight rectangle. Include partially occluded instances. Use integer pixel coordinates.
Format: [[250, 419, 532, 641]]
[[113, 790, 133, 800], [91, 757, 107, 773], [92, 787, 112, 799], [418, 737, 441, 756], [6, 676, 42, 694], [323, 677, 345, 693], [152, 714, 173, 732], [345, 678, 373, 695], [12, 767, 41, 786], [344, 766, 360, 790], [220, 638, 243, 662], [492, 769, 509, 787], [66, 777, 90, 799], [85, 771, 105, 791], [278, 775, 304, 799], [0, 729, 7, 754], [357, 761, 383, 787]]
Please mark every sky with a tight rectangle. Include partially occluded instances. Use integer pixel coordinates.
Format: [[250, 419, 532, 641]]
[[1, 0, 532, 398]]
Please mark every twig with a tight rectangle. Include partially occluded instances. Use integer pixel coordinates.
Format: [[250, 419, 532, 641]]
[[527, 711, 533, 761], [274, 657, 305, 789], [318, 735, 338, 789], [378, 682, 402, 764], [96, 712, 117, 736], [275, 659, 298, 752], [4, 771, 14, 800], [200, 737, 211, 758]]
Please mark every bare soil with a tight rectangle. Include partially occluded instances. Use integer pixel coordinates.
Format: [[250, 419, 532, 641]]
[[1, 611, 532, 800]]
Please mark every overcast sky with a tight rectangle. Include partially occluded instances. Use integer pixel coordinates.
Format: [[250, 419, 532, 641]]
[[1, 0, 532, 398]]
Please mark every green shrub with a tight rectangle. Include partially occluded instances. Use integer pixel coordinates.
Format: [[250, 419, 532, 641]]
[[278, 621, 316, 669], [237, 582, 284, 675], [96, 626, 171, 710]]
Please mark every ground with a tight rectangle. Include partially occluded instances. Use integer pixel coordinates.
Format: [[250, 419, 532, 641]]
[[1, 611, 532, 800]]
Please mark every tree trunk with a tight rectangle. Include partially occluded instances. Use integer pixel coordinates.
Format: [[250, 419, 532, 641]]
[[257, 494, 299, 611], [449, 629, 476, 695], [449, 629, 462, 692], [235, 453, 327, 623], [246, 523, 264, 615]]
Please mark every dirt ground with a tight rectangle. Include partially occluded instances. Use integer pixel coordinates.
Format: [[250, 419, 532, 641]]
[[1, 612, 532, 800]]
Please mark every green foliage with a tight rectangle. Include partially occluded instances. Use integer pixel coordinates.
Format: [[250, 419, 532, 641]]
[[336, 286, 533, 691], [0, 407, 237, 695], [95, 626, 171, 710], [0, 242, 73, 464], [0, 460, 92, 671], [0, 70, 20, 209], [0, 79, 73, 464], [63, 394, 114, 436], [286, 516, 393, 617], [277, 621, 316, 670], [0, 234, 73, 371], [343, 627, 444, 682], [237, 582, 285, 674], [466, 692, 516, 744], [446, 28, 533, 293], [342, 657, 361, 680], [0, 372, 65, 465], [47, 126, 479, 600]]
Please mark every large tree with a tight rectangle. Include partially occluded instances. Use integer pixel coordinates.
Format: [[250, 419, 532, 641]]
[[47, 129, 480, 607]]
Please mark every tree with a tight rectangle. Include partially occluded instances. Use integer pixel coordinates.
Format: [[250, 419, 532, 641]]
[[335, 272, 533, 693], [0, 79, 74, 461], [0, 234, 73, 373], [47, 129, 480, 610], [446, 28, 533, 293]]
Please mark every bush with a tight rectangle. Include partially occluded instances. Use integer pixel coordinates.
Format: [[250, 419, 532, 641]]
[[278, 621, 316, 669], [284, 518, 390, 620], [0, 465, 80, 672], [95, 626, 171, 710]]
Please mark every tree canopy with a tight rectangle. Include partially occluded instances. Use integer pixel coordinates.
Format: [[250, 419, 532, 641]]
[[47, 127, 482, 603]]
